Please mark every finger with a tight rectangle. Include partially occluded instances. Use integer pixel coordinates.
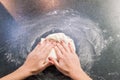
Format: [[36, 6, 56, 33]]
[[43, 61, 51, 68], [39, 39, 48, 49], [52, 41, 57, 46], [40, 40, 52, 51], [61, 41, 70, 52], [49, 57, 59, 67], [57, 43, 66, 54], [68, 42, 75, 53], [49, 39, 55, 43], [41, 43, 54, 58], [34, 40, 47, 52], [54, 46, 63, 59], [40, 61, 51, 72], [48, 39, 57, 46], [33, 42, 41, 51]]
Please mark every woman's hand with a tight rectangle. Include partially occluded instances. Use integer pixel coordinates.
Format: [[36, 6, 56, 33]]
[[49, 41, 92, 80], [0, 40, 54, 80], [49, 41, 81, 78], [21, 40, 54, 75]]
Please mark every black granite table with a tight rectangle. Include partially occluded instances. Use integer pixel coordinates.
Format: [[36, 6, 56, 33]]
[[0, 0, 120, 80]]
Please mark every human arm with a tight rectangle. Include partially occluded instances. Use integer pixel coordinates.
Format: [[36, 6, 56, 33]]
[[0, 40, 53, 80], [49, 41, 92, 80]]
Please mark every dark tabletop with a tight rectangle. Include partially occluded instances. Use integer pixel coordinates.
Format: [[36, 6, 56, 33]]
[[0, 0, 120, 80]]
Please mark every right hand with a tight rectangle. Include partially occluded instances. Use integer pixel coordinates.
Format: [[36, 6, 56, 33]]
[[49, 41, 83, 79]]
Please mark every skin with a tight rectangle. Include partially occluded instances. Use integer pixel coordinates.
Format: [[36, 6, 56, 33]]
[[0, 40, 53, 80], [49, 41, 92, 80], [0, 1, 92, 80], [0, 40, 92, 80]]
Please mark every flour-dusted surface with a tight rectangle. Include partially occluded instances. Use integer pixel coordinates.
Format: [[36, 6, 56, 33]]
[[1, 0, 120, 79], [1, 10, 104, 80]]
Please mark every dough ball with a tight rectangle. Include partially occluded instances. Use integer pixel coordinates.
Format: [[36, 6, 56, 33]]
[[41, 33, 76, 62]]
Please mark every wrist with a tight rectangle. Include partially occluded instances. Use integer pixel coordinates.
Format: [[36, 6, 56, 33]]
[[1, 65, 34, 80], [69, 68, 92, 80], [18, 65, 33, 77], [69, 69, 83, 80]]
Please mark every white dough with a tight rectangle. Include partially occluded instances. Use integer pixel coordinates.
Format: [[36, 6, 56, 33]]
[[41, 33, 76, 62]]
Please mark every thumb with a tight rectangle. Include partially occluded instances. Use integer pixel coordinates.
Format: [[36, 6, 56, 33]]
[[43, 61, 51, 68], [48, 57, 59, 67]]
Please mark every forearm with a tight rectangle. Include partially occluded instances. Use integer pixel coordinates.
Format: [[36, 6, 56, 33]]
[[70, 69, 92, 80], [0, 66, 32, 80]]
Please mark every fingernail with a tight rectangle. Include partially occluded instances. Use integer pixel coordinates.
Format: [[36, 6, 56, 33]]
[[48, 39, 51, 42], [48, 57, 51, 60], [68, 42, 70, 45], [60, 41, 62, 44], [57, 43, 59, 46], [45, 39, 47, 41]]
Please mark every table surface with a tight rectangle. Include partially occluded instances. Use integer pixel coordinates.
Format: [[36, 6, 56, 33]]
[[0, 0, 120, 80]]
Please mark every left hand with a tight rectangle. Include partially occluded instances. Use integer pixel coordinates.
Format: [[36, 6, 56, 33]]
[[21, 40, 54, 75]]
